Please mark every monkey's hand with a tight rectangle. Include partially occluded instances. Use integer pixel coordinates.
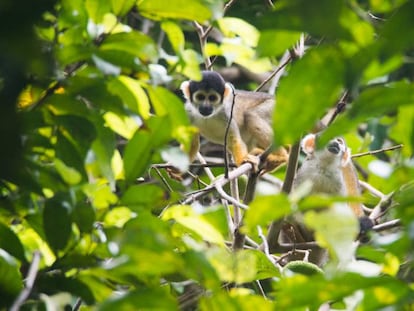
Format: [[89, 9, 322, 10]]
[[242, 153, 261, 172]]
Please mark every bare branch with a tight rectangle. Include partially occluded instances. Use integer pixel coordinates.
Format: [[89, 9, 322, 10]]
[[255, 55, 292, 92], [352, 144, 404, 159], [372, 219, 401, 231], [182, 161, 253, 205], [359, 180, 385, 199], [369, 191, 395, 221], [10, 251, 41, 311]]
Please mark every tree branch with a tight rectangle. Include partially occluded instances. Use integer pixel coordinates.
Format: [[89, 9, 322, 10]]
[[10, 251, 41, 311]]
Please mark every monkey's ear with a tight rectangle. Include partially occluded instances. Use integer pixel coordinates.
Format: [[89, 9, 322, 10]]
[[341, 147, 352, 167], [223, 83, 234, 100], [180, 81, 191, 100], [301, 134, 316, 155]]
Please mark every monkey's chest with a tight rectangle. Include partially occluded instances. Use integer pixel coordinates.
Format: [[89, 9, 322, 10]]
[[310, 168, 346, 194], [194, 116, 228, 145]]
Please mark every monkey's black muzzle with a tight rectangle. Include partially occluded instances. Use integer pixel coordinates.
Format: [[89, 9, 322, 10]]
[[199, 104, 213, 116], [327, 140, 341, 155]]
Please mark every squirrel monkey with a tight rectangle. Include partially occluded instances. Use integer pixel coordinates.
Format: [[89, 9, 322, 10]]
[[180, 71, 288, 172], [278, 134, 373, 265], [293, 134, 364, 217], [283, 134, 373, 260]]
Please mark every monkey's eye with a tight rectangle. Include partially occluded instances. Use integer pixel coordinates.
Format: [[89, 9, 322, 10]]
[[208, 94, 219, 102], [195, 93, 206, 101]]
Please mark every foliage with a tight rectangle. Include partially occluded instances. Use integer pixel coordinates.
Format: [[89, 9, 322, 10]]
[[0, 0, 414, 310]]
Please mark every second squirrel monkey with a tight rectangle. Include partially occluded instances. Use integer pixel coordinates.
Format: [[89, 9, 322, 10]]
[[181, 71, 288, 172], [279, 134, 372, 265], [293, 134, 364, 217], [287, 134, 373, 245]]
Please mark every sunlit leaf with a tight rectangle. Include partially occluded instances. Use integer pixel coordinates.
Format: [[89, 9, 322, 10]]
[[107, 76, 150, 118], [137, 0, 211, 22], [54, 158, 82, 185], [218, 17, 259, 47], [162, 205, 225, 246], [200, 288, 274, 311], [111, 0, 135, 16], [161, 21, 184, 53], [85, 0, 111, 23]]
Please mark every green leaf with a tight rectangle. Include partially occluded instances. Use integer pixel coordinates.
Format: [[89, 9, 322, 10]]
[[274, 46, 345, 146], [0, 249, 23, 308], [111, 0, 135, 16], [259, 0, 371, 43], [218, 17, 259, 47], [137, 0, 211, 22], [305, 204, 359, 266], [107, 76, 150, 119], [146, 86, 194, 149], [98, 288, 178, 311], [379, 0, 414, 56], [43, 194, 73, 252], [36, 274, 95, 305], [162, 205, 226, 246], [115, 212, 184, 277], [86, 0, 111, 23], [91, 116, 117, 185], [0, 221, 27, 263], [257, 30, 302, 57], [99, 31, 158, 63], [54, 158, 82, 185], [73, 201, 96, 233], [350, 82, 414, 119], [200, 290, 273, 311], [244, 194, 291, 235], [121, 184, 167, 212], [123, 116, 172, 182], [274, 273, 411, 310], [161, 21, 184, 53]]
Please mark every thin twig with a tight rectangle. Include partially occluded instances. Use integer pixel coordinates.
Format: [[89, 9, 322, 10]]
[[10, 251, 41, 311], [255, 55, 292, 92], [224, 85, 237, 178], [196, 153, 249, 210], [352, 144, 403, 158], [369, 191, 395, 221], [182, 161, 253, 205], [372, 219, 401, 231], [359, 180, 385, 199]]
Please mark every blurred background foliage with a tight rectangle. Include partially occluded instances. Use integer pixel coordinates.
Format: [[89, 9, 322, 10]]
[[0, 0, 413, 310]]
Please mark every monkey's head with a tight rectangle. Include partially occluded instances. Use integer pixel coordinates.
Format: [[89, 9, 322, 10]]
[[301, 134, 350, 167], [181, 71, 233, 117]]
